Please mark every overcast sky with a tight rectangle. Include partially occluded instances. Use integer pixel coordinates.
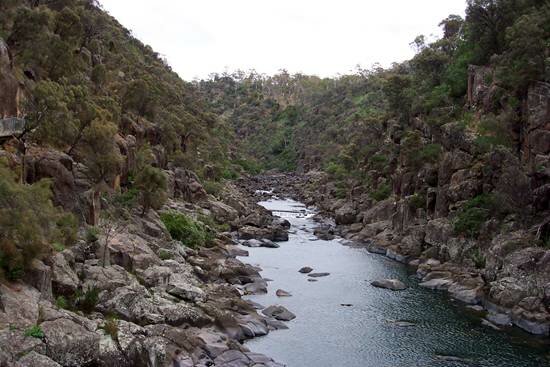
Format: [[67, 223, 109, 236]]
[[99, 0, 466, 81]]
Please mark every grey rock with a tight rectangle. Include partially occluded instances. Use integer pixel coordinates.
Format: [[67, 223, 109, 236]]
[[371, 279, 407, 291], [0, 284, 40, 328], [166, 273, 205, 303], [419, 278, 454, 290], [308, 272, 330, 278], [275, 289, 291, 297], [42, 318, 100, 367], [262, 305, 296, 321], [242, 239, 263, 248], [243, 279, 268, 295], [486, 312, 512, 326], [298, 266, 313, 273], [260, 239, 280, 248], [15, 352, 61, 367]]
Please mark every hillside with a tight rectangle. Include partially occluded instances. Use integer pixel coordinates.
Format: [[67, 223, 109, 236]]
[[0, 1, 290, 366], [200, 0, 550, 336]]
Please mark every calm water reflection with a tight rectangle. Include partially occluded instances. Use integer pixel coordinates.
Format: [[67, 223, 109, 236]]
[[241, 198, 549, 367]]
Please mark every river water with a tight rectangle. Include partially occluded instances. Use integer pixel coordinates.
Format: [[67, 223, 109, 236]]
[[240, 198, 550, 367]]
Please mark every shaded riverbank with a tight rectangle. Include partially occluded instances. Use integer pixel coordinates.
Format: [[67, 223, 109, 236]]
[[239, 198, 550, 367]]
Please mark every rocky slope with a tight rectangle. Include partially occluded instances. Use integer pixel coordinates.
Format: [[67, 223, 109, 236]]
[[0, 173, 294, 367]]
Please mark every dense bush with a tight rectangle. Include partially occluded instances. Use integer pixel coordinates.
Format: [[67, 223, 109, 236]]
[[160, 212, 213, 249], [453, 194, 496, 238], [370, 184, 391, 202], [0, 162, 77, 280]]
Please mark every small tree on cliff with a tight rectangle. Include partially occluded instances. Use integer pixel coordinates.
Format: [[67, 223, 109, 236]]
[[80, 119, 122, 187], [135, 165, 167, 217]]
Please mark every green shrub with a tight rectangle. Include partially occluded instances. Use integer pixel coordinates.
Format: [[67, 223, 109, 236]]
[[197, 214, 230, 233], [419, 144, 442, 163], [325, 162, 347, 180], [471, 249, 487, 269], [85, 227, 99, 243], [453, 194, 495, 238], [158, 249, 172, 260], [369, 154, 388, 171], [55, 296, 68, 309], [113, 188, 139, 208], [74, 287, 99, 314], [221, 167, 239, 180], [409, 194, 426, 210], [160, 212, 213, 249], [25, 325, 44, 339], [52, 243, 65, 252], [370, 184, 391, 202], [135, 165, 167, 216], [235, 159, 261, 175], [203, 180, 223, 197]]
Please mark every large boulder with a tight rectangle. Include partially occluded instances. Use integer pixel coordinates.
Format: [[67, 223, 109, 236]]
[[50, 253, 79, 296], [166, 273, 205, 303], [81, 264, 139, 292], [98, 285, 164, 325], [207, 200, 239, 224], [42, 318, 100, 367], [0, 329, 45, 366], [108, 231, 160, 271], [362, 199, 395, 224], [335, 202, 357, 225], [0, 284, 40, 328]]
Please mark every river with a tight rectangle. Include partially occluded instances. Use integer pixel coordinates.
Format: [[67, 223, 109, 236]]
[[239, 198, 549, 367]]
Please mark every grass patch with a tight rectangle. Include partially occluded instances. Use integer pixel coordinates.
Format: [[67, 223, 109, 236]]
[[158, 249, 172, 260], [24, 325, 44, 339], [102, 316, 119, 341], [55, 296, 68, 309]]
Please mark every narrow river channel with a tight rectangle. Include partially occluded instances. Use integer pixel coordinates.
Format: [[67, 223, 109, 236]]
[[239, 198, 550, 367]]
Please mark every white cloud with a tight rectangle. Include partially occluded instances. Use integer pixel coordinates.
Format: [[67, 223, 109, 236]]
[[99, 0, 466, 80]]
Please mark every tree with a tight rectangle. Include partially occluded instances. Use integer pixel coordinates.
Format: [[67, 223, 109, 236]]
[[80, 119, 122, 186], [135, 165, 167, 216], [496, 10, 547, 93], [383, 74, 412, 123], [0, 161, 77, 280], [122, 79, 157, 118], [26, 80, 74, 146], [439, 14, 464, 39]]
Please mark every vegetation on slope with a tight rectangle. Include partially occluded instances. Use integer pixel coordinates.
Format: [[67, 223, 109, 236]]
[[198, 0, 549, 223]]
